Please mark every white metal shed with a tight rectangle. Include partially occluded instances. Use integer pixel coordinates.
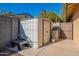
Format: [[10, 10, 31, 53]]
[[20, 18, 53, 48]]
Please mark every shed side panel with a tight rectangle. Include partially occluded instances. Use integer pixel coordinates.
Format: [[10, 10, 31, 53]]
[[38, 19, 43, 48], [20, 19, 38, 48]]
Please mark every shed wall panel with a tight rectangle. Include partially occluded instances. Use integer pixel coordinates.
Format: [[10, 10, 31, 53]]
[[20, 19, 38, 48], [38, 19, 43, 48], [20, 18, 53, 48]]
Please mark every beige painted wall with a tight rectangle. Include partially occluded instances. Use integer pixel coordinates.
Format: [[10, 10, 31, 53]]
[[72, 4, 79, 47]]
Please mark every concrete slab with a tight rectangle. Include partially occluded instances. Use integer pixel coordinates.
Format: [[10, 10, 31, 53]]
[[17, 39, 79, 56]]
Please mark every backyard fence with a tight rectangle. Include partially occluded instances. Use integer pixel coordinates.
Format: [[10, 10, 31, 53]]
[[53, 22, 73, 40], [60, 22, 73, 39], [0, 16, 18, 50]]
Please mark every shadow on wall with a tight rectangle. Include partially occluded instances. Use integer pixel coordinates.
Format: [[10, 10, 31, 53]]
[[60, 29, 67, 39], [19, 24, 27, 39], [52, 25, 67, 40], [52, 26, 67, 43]]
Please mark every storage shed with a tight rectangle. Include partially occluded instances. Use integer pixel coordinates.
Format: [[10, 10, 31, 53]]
[[0, 16, 19, 50], [20, 18, 53, 48]]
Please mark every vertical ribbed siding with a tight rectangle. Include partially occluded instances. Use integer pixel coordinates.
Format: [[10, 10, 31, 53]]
[[20, 18, 38, 48]]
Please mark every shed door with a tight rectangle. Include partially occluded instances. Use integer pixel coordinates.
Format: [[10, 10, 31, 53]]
[[43, 20, 51, 45]]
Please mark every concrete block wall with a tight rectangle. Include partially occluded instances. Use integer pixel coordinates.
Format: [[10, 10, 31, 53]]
[[0, 16, 11, 50], [12, 17, 18, 40], [0, 16, 18, 50], [60, 22, 72, 39], [52, 22, 72, 40]]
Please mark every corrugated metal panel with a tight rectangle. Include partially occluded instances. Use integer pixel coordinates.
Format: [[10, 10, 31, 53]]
[[20, 18, 38, 48]]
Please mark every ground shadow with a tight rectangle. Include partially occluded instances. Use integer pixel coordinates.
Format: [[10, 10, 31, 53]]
[[60, 29, 67, 39], [51, 26, 67, 43]]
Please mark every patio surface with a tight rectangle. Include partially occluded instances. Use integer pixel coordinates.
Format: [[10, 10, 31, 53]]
[[12, 39, 79, 56]]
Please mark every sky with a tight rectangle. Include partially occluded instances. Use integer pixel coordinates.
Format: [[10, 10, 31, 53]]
[[0, 3, 62, 17]]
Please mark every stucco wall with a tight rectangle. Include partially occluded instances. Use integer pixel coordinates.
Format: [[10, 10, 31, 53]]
[[72, 5, 79, 47]]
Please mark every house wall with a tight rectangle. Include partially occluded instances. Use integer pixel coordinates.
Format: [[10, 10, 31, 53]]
[[72, 4, 79, 47]]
